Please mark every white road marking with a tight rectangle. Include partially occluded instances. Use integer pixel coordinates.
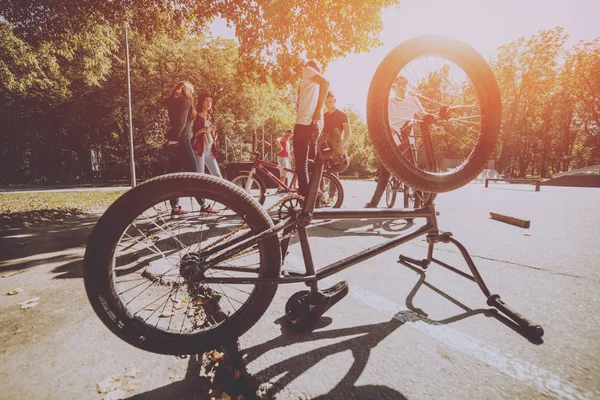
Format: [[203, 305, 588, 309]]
[[284, 254, 595, 400]]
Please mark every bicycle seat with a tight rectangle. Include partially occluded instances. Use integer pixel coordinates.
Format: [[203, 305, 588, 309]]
[[317, 128, 349, 173]]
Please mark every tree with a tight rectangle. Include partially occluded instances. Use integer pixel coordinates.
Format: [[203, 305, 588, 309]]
[[1, 0, 402, 84]]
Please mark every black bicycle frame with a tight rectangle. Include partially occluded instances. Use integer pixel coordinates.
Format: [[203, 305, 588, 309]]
[[202, 157, 437, 288]]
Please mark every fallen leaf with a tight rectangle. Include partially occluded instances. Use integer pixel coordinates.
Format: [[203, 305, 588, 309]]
[[523, 233, 531, 236], [234, 369, 241, 380], [8, 288, 23, 295], [222, 393, 231, 400], [18, 297, 40, 309], [123, 379, 140, 392], [236, 395, 245, 400], [172, 297, 187, 310], [210, 351, 225, 362], [124, 367, 138, 378], [160, 311, 176, 318], [103, 389, 126, 400], [97, 375, 121, 394]]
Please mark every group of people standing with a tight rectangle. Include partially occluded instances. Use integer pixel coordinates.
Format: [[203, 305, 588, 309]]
[[163, 81, 221, 215], [163, 59, 423, 213], [274, 60, 352, 196]]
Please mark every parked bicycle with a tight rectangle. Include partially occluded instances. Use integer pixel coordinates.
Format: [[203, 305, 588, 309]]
[[385, 177, 421, 209], [230, 151, 344, 208], [83, 36, 542, 356]]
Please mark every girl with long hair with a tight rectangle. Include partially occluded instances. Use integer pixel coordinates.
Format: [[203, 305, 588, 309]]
[[162, 80, 198, 215], [192, 93, 222, 180]]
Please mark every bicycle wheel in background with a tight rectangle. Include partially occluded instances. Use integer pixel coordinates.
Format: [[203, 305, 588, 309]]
[[385, 178, 397, 208], [367, 35, 501, 193], [231, 171, 266, 205], [317, 172, 344, 208], [84, 173, 281, 355]]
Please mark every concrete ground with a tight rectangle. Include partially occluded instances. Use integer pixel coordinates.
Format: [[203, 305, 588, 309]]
[[1, 181, 599, 399]]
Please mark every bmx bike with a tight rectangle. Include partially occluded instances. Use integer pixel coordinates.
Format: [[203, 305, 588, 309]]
[[83, 35, 543, 356], [230, 150, 344, 208], [385, 177, 422, 209]]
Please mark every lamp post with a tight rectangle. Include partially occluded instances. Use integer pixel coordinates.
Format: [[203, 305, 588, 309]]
[[125, 22, 136, 187]]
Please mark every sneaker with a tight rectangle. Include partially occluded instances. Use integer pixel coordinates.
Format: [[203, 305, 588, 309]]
[[201, 204, 220, 214], [171, 206, 190, 216], [364, 202, 377, 209]]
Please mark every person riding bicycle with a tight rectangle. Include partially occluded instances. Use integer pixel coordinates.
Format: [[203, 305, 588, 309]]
[[365, 75, 425, 208]]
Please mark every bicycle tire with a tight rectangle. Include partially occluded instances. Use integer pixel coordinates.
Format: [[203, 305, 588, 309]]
[[321, 172, 345, 208], [84, 173, 281, 355], [231, 171, 267, 205], [367, 35, 501, 193], [385, 179, 397, 208]]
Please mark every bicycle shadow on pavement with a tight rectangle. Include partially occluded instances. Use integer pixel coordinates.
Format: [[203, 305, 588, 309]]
[[0, 214, 99, 277], [300, 217, 417, 240], [243, 315, 410, 399]]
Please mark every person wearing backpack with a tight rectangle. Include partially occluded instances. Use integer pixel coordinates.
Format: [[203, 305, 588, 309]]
[[163, 81, 199, 215]]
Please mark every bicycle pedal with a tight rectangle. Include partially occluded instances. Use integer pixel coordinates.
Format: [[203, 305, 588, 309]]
[[320, 280, 349, 313]]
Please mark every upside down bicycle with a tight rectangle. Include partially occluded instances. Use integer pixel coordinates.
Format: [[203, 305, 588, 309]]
[[84, 36, 543, 356]]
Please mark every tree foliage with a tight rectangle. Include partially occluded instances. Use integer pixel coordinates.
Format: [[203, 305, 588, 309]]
[[490, 28, 600, 177], [1, 0, 401, 84]]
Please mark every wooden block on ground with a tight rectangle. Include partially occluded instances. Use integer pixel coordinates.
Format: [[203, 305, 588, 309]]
[[490, 212, 530, 228]]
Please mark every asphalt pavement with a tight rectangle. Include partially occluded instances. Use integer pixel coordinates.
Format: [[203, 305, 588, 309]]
[[1, 180, 599, 399]]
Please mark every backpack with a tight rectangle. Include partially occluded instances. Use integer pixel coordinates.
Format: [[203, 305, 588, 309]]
[[144, 107, 170, 148]]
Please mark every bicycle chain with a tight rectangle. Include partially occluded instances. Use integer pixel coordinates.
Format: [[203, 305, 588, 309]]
[[204, 193, 304, 260]]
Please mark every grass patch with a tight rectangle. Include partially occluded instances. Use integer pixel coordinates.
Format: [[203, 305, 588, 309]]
[[0, 190, 127, 228]]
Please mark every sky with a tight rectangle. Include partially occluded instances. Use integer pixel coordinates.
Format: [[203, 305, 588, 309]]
[[211, 0, 599, 117]]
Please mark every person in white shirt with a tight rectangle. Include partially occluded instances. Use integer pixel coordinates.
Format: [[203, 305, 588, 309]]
[[365, 76, 425, 208], [293, 59, 330, 198]]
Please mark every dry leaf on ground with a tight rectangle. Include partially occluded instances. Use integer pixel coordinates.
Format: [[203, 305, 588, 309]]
[[172, 297, 187, 310], [123, 379, 141, 392], [18, 297, 40, 309], [160, 311, 176, 318], [97, 375, 121, 394], [7, 288, 23, 295]]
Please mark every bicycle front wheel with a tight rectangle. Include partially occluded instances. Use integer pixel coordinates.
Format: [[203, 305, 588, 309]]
[[367, 35, 501, 193], [84, 173, 281, 355]]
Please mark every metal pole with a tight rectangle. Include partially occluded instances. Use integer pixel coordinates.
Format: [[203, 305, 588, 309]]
[[125, 22, 136, 187], [261, 121, 265, 159]]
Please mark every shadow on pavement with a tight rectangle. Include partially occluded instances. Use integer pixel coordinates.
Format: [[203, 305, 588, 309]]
[[0, 214, 98, 278], [127, 355, 212, 400], [243, 315, 409, 399]]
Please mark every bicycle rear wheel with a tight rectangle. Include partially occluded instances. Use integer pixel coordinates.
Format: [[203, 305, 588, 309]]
[[84, 173, 281, 355], [367, 35, 501, 193]]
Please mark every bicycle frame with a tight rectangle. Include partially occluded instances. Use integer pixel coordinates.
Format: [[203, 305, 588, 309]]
[[203, 157, 435, 288], [200, 128, 543, 337], [245, 155, 298, 192]]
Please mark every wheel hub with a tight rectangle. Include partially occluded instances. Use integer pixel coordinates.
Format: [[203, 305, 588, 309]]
[[179, 253, 205, 282]]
